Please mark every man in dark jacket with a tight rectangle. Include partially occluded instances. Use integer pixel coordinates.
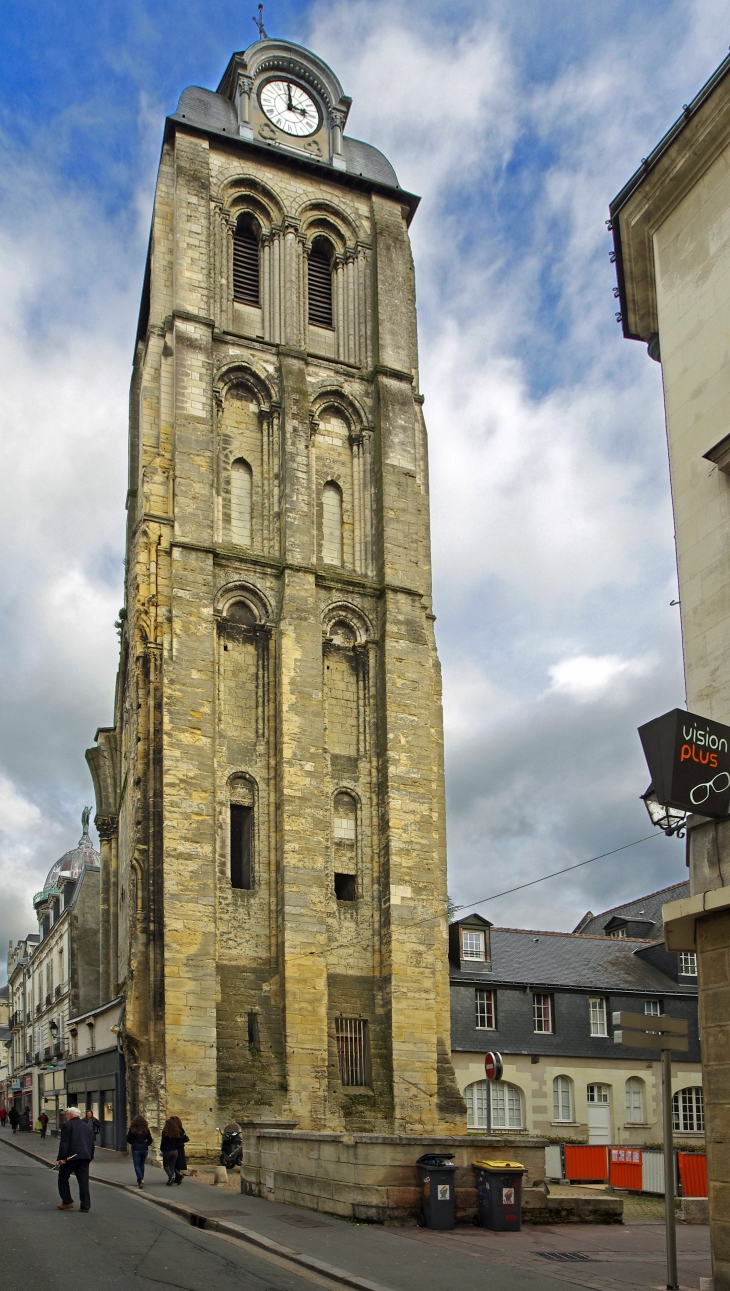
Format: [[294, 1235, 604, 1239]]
[[8, 1107, 19, 1133], [56, 1108, 94, 1211]]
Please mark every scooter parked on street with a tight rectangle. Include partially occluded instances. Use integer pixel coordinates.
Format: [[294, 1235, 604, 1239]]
[[218, 1122, 243, 1168]]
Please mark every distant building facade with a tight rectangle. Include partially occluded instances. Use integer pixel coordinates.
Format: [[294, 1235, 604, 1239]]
[[450, 886, 703, 1147], [5, 817, 101, 1128]]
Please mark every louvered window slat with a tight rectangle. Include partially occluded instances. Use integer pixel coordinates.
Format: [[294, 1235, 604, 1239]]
[[233, 224, 260, 305], [308, 247, 333, 327]]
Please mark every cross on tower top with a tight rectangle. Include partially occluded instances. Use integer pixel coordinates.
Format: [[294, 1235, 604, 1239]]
[[252, 4, 267, 39]]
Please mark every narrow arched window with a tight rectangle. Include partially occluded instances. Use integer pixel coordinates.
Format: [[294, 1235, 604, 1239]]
[[491, 1080, 523, 1129], [233, 216, 260, 305], [322, 482, 343, 565], [308, 238, 333, 327], [231, 459, 252, 547], [625, 1077, 645, 1124], [333, 791, 357, 902], [553, 1075, 573, 1122]]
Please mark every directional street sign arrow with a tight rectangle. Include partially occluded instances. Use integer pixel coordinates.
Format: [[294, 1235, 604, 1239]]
[[614, 1029, 689, 1052], [612, 1011, 688, 1035]]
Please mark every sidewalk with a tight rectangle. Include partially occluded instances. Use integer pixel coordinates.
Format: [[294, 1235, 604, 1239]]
[[0, 1129, 711, 1291]]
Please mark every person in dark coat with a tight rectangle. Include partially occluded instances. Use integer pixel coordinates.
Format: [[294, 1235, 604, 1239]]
[[56, 1107, 94, 1211], [8, 1108, 19, 1133], [84, 1108, 101, 1138], [126, 1115, 153, 1187], [170, 1117, 189, 1183], [159, 1118, 189, 1186], [39, 1111, 49, 1138]]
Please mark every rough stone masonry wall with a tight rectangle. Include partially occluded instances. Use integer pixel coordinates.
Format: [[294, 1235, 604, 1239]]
[[239, 1129, 547, 1223], [697, 908, 730, 1291], [96, 110, 464, 1148]]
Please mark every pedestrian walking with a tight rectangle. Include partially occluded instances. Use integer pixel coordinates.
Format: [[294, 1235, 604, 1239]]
[[126, 1115, 153, 1188], [8, 1107, 18, 1134], [56, 1107, 94, 1212], [0, 1106, 7, 1128], [19, 1108, 30, 1132], [160, 1117, 189, 1186], [84, 1108, 101, 1138], [38, 1111, 49, 1139], [170, 1117, 189, 1184]]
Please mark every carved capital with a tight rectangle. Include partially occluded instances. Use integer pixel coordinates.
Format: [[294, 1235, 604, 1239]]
[[95, 815, 119, 841], [330, 108, 347, 131], [237, 73, 254, 97], [309, 412, 320, 439]]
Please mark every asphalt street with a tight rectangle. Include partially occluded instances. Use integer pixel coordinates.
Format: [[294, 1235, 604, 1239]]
[[0, 1139, 350, 1291]]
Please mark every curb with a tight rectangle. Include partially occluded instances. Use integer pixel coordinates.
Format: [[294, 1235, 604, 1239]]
[[0, 1135, 397, 1291]]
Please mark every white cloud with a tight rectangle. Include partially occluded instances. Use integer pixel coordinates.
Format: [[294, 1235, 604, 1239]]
[[547, 653, 657, 702]]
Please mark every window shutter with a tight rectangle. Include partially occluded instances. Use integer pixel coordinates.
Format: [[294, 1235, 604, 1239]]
[[233, 222, 260, 305], [308, 245, 333, 326]]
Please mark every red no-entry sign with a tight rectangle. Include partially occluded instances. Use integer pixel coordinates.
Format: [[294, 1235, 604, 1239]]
[[484, 1051, 503, 1081]]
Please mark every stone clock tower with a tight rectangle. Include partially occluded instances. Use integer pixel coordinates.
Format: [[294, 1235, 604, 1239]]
[[87, 35, 464, 1148]]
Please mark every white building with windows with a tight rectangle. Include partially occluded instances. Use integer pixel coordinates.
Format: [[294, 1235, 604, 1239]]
[[449, 886, 703, 1147], [6, 815, 101, 1129]]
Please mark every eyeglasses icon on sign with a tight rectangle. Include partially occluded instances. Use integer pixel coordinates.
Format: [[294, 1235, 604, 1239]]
[[690, 771, 730, 805]]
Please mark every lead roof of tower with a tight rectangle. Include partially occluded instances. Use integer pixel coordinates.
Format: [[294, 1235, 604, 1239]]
[[169, 38, 407, 198], [36, 822, 99, 904]]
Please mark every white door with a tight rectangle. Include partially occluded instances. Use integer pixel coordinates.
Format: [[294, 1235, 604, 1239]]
[[587, 1103, 611, 1144]]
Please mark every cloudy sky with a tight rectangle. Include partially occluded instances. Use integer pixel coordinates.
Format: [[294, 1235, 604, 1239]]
[[2, 0, 722, 976]]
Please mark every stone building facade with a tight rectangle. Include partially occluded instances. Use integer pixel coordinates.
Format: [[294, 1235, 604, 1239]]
[[6, 817, 101, 1128], [87, 36, 463, 1149], [611, 51, 730, 1290]]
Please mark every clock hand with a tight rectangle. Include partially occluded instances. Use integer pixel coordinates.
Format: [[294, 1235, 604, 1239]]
[[286, 83, 294, 112]]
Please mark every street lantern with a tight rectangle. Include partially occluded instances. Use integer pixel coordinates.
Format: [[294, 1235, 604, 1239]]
[[641, 785, 687, 837]]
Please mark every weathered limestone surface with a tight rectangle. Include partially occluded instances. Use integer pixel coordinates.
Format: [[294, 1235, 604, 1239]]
[[614, 62, 730, 1291], [87, 38, 464, 1159], [239, 1128, 547, 1223]]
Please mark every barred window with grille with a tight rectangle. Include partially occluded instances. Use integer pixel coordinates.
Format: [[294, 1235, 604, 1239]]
[[335, 1017, 369, 1086], [475, 988, 494, 1029], [308, 239, 333, 327], [672, 1085, 704, 1132], [533, 992, 552, 1033], [233, 217, 260, 306]]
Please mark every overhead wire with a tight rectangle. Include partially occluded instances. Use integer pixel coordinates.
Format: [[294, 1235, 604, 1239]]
[[449, 830, 665, 917]]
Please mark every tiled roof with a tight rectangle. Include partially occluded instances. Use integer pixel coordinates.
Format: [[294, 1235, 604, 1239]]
[[451, 926, 695, 994], [574, 881, 689, 936]]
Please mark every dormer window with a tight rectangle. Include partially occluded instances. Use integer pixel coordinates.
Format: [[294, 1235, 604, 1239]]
[[462, 930, 485, 960]]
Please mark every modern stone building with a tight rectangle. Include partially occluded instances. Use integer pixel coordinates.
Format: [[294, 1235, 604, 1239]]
[[86, 35, 463, 1149], [611, 50, 730, 1290]]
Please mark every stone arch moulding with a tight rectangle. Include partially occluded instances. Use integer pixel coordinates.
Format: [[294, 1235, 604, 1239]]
[[214, 361, 277, 414], [296, 200, 361, 252], [311, 387, 371, 435], [322, 601, 372, 645], [218, 175, 285, 232], [216, 580, 272, 625]]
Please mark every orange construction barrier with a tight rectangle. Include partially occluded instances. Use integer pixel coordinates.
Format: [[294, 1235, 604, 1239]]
[[564, 1145, 608, 1182], [678, 1153, 707, 1198], [609, 1147, 642, 1190]]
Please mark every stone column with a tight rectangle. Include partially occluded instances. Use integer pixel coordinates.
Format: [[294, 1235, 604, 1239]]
[[330, 108, 346, 171], [96, 816, 119, 1002], [236, 73, 254, 140]]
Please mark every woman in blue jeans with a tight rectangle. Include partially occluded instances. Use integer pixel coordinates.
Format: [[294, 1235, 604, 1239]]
[[126, 1115, 153, 1187]]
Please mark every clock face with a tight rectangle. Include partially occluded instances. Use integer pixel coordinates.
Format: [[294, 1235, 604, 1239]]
[[260, 80, 319, 137]]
